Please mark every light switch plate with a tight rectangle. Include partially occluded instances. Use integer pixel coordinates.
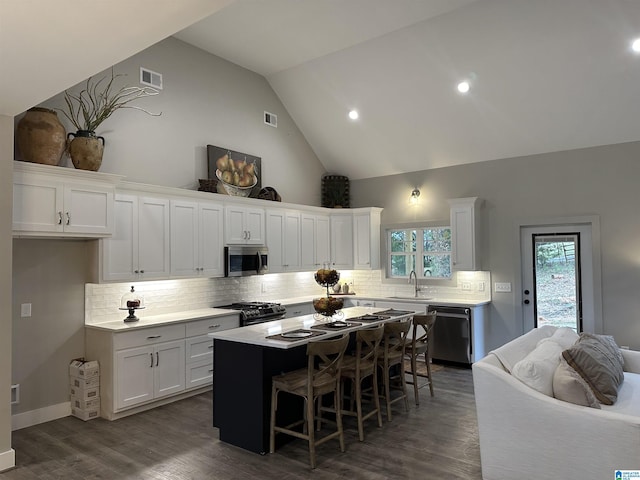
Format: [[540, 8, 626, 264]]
[[21, 303, 31, 317], [494, 282, 512, 293]]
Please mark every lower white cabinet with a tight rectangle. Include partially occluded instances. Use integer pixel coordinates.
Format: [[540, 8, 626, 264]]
[[85, 313, 239, 420], [115, 339, 185, 410]]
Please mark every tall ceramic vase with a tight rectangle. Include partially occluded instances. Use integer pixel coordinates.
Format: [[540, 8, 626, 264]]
[[16, 107, 66, 166], [67, 130, 104, 171]]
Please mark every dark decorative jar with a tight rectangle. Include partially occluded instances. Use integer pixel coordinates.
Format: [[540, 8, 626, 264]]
[[16, 107, 66, 165], [67, 130, 105, 171]]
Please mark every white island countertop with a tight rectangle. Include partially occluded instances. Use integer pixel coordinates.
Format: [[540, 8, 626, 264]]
[[208, 306, 417, 349], [274, 295, 490, 308]]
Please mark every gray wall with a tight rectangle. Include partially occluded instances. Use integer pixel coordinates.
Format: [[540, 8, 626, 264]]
[[1, 116, 14, 467], [21, 37, 326, 206], [352, 141, 640, 350], [11, 239, 90, 414]]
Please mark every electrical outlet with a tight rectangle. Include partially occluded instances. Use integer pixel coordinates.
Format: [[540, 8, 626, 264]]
[[11, 384, 19, 405], [461, 281, 472, 291], [494, 282, 512, 293], [478, 281, 485, 292], [261, 283, 267, 293], [21, 303, 31, 317]]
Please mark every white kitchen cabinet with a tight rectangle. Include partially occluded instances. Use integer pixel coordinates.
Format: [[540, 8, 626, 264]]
[[13, 162, 119, 237], [448, 197, 483, 271], [330, 213, 354, 269], [185, 314, 239, 388], [101, 194, 170, 281], [266, 209, 301, 273], [85, 313, 239, 420], [283, 302, 315, 318], [170, 199, 224, 277], [225, 204, 265, 245], [300, 213, 330, 271], [353, 208, 382, 270], [115, 339, 185, 410]]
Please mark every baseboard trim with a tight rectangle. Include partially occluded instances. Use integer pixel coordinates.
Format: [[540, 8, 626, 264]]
[[0, 448, 16, 472], [12, 402, 71, 431]]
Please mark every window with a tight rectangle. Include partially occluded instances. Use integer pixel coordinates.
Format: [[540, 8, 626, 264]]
[[388, 227, 452, 279]]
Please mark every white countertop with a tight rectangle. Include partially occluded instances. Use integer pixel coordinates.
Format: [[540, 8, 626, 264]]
[[85, 308, 240, 332], [274, 295, 490, 308], [208, 306, 417, 349]]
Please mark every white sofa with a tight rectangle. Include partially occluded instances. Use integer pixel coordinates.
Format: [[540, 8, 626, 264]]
[[472, 325, 640, 480]]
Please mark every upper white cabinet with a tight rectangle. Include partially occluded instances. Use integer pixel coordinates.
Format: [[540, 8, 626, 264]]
[[330, 213, 354, 269], [13, 161, 121, 237], [353, 208, 382, 270], [448, 197, 483, 271], [300, 213, 330, 271], [266, 208, 301, 273], [170, 199, 224, 278], [225, 205, 265, 245], [101, 194, 170, 281]]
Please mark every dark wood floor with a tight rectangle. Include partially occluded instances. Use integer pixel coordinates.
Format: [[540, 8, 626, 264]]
[[2, 365, 481, 479]]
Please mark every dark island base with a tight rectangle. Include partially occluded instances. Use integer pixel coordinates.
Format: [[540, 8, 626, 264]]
[[213, 339, 308, 454]]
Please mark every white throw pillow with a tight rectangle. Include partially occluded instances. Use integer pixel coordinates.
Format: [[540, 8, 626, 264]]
[[546, 327, 579, 349], [552, 357, 600, 408], [512, 340, 564, 396]]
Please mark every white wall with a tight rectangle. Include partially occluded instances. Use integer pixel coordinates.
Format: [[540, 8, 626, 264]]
[[0, 116, 15, 470], [352, 141, 640, 351], [18, 37, 326, 206]]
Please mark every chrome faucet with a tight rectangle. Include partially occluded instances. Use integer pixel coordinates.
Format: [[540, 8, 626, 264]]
[[408, 270, 420, 298]]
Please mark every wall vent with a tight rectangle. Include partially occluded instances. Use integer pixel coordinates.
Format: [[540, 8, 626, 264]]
[[140, 67, 163, 89], [264, 111, 277, 128], [11, 384, 19, 405]]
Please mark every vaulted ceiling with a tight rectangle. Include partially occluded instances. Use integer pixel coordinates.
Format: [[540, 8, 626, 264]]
[[4, 1, 640, 181]]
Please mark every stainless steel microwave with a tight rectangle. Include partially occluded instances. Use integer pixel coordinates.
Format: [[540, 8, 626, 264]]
[[224, 246, 268, 277]]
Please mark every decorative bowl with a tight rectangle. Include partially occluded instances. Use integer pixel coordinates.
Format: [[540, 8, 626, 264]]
[[313, 296, 344, 317], [216, 169, 257, 197]]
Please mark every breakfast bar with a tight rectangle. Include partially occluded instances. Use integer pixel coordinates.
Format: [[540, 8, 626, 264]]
[[209, 306, 416, 454]]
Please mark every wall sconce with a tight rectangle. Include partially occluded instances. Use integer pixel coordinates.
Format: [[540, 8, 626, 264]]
[[410, 188, 420, 204]]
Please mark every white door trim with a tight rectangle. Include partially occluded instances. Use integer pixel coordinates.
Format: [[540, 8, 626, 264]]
[[513, 215, 603, 336]]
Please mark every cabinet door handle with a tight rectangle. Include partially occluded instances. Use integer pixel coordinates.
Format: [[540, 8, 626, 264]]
[[208, 369, 214, 373], [147, 335, 162, 339], [139, 270, 145, 274], [208, 345, 214, 349], [248, 231, 251, 240], [58, 211, 63, 225], [134, 270, 139, 274], [156, 351, 159, 367], [150, 353, 153, 368], [66, 212, 70, 225], [208, 324, 221, 329]]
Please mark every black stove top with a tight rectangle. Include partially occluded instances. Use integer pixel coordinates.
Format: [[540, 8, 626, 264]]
[[218, 301, 286, 326]]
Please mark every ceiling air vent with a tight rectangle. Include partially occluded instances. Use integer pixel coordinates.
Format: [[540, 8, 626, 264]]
[[264, 111, 277, 128], [140, 67, 163, 89]]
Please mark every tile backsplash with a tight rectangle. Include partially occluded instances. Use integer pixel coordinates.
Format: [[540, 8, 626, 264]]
[[85, 270, 491, 324]]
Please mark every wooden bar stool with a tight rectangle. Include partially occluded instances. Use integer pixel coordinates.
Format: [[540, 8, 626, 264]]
[[269, 334, 349, 469], [377, 320, 411, 421], [339, 324, 384, 441], [404, 312, 437, 404]]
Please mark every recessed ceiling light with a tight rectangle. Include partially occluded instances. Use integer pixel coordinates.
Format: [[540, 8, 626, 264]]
[[457, 81, 470, 94], [348, 109, 359, 120], [632, 38, 640, 53]]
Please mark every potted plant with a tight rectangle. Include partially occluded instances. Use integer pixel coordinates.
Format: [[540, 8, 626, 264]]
[[57, 68, 161, 171]]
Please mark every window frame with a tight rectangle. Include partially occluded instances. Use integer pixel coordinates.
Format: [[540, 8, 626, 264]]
[[384, 222, 456, 286]]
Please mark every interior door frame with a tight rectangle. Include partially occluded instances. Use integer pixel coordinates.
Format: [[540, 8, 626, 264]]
[[513, 215, 603, 336]]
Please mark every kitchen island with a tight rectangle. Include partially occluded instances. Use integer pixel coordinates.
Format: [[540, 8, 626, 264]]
[[209, 306, 416, 454]]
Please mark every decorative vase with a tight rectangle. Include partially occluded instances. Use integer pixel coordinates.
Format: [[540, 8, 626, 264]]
[[67, 130, 105, 171], [16, 107, 66, 166]]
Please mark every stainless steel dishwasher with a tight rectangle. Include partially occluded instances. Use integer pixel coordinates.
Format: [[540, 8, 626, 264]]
[[428, 305, 472, 366]]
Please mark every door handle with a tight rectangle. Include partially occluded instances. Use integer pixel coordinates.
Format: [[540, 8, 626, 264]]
[[58, 211, 63, 225], [150, 353, 153, 368], [156, 351, 159, 367], [66, 212, 70, 225]]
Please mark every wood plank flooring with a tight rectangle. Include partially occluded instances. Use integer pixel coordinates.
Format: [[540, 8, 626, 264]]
[[1, 365, 481, 479]]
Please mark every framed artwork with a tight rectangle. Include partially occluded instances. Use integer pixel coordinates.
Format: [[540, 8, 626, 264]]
[[207, 144, 262, 198], [321, 175, 350, 208]]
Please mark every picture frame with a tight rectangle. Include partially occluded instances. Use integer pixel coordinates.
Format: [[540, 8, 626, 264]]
[[207, 144, 262, 198]]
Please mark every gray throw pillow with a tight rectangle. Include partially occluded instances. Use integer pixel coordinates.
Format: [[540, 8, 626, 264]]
[[561, 333, 624, 405]]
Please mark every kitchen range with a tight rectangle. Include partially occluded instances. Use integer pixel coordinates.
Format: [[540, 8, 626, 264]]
[[217, 301, 286, 326]]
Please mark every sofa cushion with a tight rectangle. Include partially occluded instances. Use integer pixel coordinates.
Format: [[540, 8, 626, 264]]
[[601, 372, 640, 417], [512, 340, 564, 396], [562, 333, 624, 405], [552, 357, 600, 408]]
